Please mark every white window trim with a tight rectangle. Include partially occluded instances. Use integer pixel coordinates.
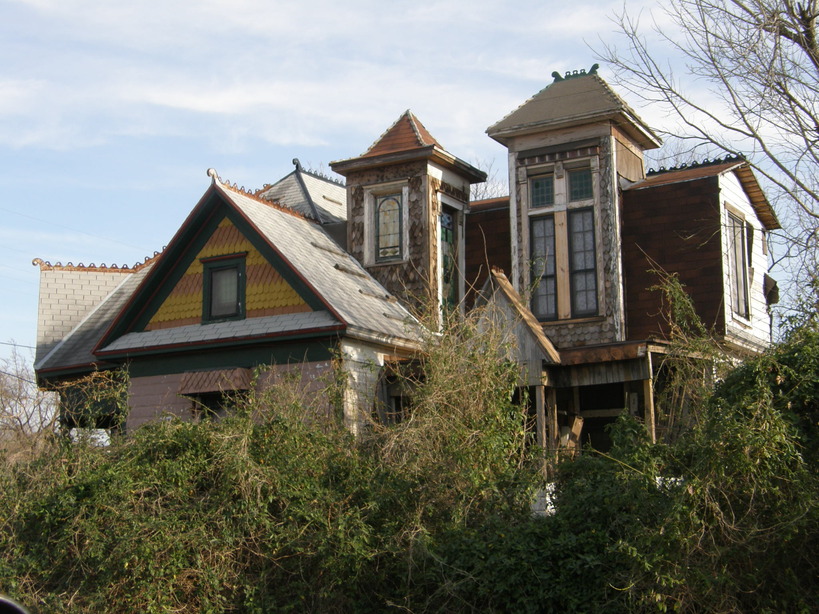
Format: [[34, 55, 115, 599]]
[[524, 157, 602, 320], [363, 182, 409, 266], [725, 204, 752, 323]]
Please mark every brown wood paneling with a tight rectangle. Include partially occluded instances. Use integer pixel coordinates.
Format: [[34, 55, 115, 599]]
[[465, 203, 511, 308], [622, 177, 725, 341]]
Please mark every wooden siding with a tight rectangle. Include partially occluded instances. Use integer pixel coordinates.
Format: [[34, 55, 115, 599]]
[[622, 177, 724, 341], [127, 373, 191, 431], [718, 172, 772, 350], [465, 202, 511, 308]]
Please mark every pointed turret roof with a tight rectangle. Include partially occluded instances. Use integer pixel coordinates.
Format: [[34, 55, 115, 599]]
[[487, 66, 661, 150], [361, 110, 442, 157], [331, 111, 485, 183]]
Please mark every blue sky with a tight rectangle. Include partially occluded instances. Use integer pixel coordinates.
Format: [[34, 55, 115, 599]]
[[0, 0, 667, 364]]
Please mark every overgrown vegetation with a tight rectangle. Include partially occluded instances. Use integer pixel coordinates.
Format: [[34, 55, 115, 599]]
[[1, 296, 817, 612]]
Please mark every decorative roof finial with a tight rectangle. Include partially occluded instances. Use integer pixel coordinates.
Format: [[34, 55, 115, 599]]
[[207, 168, 219, 183], [292, 158, 304, 172], [552, 63, 600, 83]]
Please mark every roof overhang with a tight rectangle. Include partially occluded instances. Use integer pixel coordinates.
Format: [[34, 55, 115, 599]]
[[488, 110, 661, 151], [331, 145, 487, 184]]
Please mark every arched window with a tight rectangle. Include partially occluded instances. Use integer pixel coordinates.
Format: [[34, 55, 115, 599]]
[[376, 193, 402, 261]]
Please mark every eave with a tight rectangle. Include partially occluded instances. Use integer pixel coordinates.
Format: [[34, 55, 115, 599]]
[[331, 145, 487, 184]]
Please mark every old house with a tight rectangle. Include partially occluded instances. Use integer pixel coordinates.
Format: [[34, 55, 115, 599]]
[[470, 65, 779, 449], [34, 67, 779, 450]]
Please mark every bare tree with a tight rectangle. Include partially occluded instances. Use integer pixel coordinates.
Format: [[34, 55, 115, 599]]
[[598, 0, 819, 304], [0, 347, 57, 462], [470, 157, 509, 201]]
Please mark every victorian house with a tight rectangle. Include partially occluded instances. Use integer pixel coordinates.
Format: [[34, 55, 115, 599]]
[[34, 67, 779, 450]]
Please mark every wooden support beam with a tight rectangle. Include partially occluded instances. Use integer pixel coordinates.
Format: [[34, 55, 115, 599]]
[[644, 353, 656, 443], [535, 385, 548, 476], [535, 385, 547, 449], [547, 387, 559, 457]]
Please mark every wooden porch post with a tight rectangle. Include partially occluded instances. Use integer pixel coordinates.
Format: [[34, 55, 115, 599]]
[[534, 385, 548, 475], [547, 387, 559, 459], [643, 352, 656, 443]]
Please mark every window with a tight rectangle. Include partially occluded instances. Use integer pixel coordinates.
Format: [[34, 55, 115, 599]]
[[530, 175, 554, 208], [527, 162, 598, 321], [440, 208, 458, 308], [568, 168, 593, 201], [375, 193, 402, 262], [202, 255, 246, 322], [568, 209, 598, 316], [727, 212, 750, 318], [531, 216, 557, 320]]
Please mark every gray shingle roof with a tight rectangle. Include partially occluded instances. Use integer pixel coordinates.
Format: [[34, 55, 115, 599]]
[[36, 174, 423, 375], [257, 167, 347, 224], [35, 265, 153, 373], [220, 182, 424, 347], [100, 310, 341, 353], [487, 73, 660, 149]]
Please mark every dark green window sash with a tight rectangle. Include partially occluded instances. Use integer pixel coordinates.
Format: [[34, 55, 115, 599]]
[[202, 255, 246, 322]]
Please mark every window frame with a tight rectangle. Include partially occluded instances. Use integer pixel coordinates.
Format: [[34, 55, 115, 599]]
[[202, 254, 246, 323], [530, 214, 558, 320], [727, 210, 751, 320], [526, 159, 599, 321], [567, 207, 599, 318], [529, 174, 555, 209], [375, 192, 404, 263]]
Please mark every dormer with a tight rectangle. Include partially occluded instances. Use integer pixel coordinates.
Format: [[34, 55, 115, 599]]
[[486, 66, 661, 348], [331, 111, 486, 317]]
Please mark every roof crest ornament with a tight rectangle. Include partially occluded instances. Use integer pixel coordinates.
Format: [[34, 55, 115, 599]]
[[32, 250, 165, 272], [551, 63, 600, 83], [646, 154, 745, 176], [212, 167, 322, 225]]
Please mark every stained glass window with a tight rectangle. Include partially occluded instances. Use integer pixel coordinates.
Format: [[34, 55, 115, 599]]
[[376, 194, 402, 261]]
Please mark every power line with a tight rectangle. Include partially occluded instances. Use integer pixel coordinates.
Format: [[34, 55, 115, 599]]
[[0, 206, 145, 251], [0, 341, 35, 349], [0, 369, 36, 385]]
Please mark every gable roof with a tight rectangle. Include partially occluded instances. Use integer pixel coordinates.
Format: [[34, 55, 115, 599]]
[[92, 174, 424, 359], [256, 159, 347, 224], [35, 264, 154, 376], [477, 268, 561, 365], [487, 69, 661, 150], [626, 158, 781, 230]]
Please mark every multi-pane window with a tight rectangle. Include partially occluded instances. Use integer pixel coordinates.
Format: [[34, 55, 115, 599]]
[[728, 212, 750, 318], [568, 209, 598, 316], [530, 216, 557, 320], [528, 163, 598, 320], [376, 193, 402, 262], [531, 175, 555, 208], [568, 168, 593, 201], [203, 256, 245, 322]]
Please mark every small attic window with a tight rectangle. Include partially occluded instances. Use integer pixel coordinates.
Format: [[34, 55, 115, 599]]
[[202, 254, 246, 322]]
